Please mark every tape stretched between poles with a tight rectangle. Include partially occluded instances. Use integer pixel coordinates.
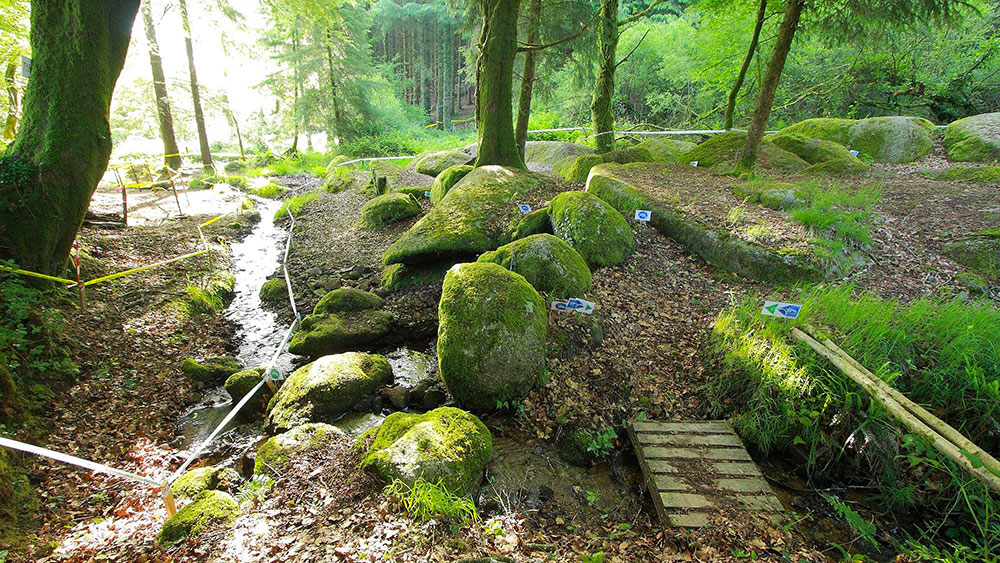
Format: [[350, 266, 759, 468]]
[[0, 436, 161, 487]]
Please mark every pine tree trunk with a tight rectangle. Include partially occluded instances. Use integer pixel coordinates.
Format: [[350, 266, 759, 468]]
[[474, 0, 525, 168], [325, 30, 344, 140], [179, 0, 213, 172], [3, 61, 17, 141], [442, 30, 453, 131], [724, 0, 766, 131], [736, 0, 803, 173], [142, 2, 182, 170], [515, 0, 542, 159], [591, 0, 618, 154], [0, 0, 140, 275]]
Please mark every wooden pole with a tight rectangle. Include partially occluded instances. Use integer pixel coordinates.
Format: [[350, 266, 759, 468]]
[[113, 169, 128, 227], [74, 239, 85, 309], [162, 482, 177, 517]]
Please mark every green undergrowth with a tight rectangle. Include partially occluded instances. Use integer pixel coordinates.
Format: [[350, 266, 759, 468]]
[[275, 191, 321, 221], [384, 478, 479, 526], [245, 151, 331, 178], [709, 285, 1000, 555], [249, 181, 289, 199]]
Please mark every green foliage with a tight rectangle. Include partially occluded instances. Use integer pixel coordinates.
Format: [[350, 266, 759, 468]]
[[384, 478, 479, 525], [825, 495, 878, 548], [182, 285, 224, 318], [249, 181, 289, 199], [274, 190, 320, 220]]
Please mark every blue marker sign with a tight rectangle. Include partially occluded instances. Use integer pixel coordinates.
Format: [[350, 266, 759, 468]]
[[761, 301, 802, 320], [424, 190, 431, 198], [518, 204, 532, 214], [552, 298, 596, 315], [634, 209, 651, 222]]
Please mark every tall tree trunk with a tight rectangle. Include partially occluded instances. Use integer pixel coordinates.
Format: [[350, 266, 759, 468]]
[[3, 61, 18, 141], [724, 0, 767, 131], [515, 0, 542, 159], [442, 29, 453, 130], [591, 0, 618, 154], [178, 0, 213, 172], [325, 29, 344, 141], [141, 2, 182, 170], [0, 0, 140, 275], [288, 26, 300, 155], [736, 0, 803, 173], [474, 0, 525, 168]]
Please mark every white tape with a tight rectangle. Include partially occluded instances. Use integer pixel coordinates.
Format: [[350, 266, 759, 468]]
[[0, 437, 161, 487]]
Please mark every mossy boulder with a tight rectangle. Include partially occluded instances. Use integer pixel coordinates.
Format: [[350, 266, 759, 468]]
[[677, 131, 808, 172], [932, 166, 1000, 183], [846, 116, 935, 163], [265, 353, 393, 432], [600, 147, 653, 164], [477, 234, 592, 298], [634, 138, 695, 163], [181, 356, 241, 386], [944, 113, 1000, 162], [414, 150, 473, 176], [511, 207, 552, 239], [437, 263, 547, 412], [431, 165, 474, 205], [325, 154, 352, 175], [955, 272, 990, 296], [380, 262, 452, 292], [395, 186, 430, 199], [172, 466, 242, 500], [157, 490, 239, 545], [733, 181, 805, 210], [254, 423, 346, 476], [383, 166, 557, 265], [358, 407, 492, 496], [314, 287, 384, 314], [777, 118, 855, 145], [259, 277, 288, 303], [549, 191, 635, 267], [361, 192, 421, 228], [524, 141, 593, 166], [553, 154, 605, 183], [224, 367, 276, 419], [801, 158, 872, 177], [943, 235, 1000, 278], [764, 132, 858, 164], [287, 310, 393, 357]]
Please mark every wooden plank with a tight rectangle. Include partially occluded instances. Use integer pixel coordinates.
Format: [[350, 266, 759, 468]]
[[715, 478, 773, 493], [636, 432, 744, 447], [651, 474, 692, 492], [738, 494, 784, 512], [659, 492, 713, 509], [708, 462, 762, 476], [643, 446, 751, 461], [646, 460, 682, 474], [667, 512, 710, 528], [632, 421, 732, 434]]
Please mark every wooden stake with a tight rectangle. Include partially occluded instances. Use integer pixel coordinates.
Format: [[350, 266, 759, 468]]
[[113, 169, 128, 227], [163, 483, 177, 517]]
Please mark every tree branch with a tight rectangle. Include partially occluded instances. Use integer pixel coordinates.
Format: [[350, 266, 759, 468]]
[[615, 29, 649, 69], [517, 10, 598, 52], [619, 0, 668, 26]]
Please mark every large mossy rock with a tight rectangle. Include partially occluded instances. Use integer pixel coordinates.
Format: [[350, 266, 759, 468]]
[[549, 191, 635, 267], [157, 490, 239, 545], [361, 192, 421, 228], [254, 423, 346, 476], [437, 263, 547, 412], [181, 356, 241, 386], [943, 235, 1000, 278], [172, 466, 242, 500], [764, 132, 858, 165], [380, 262, 452, 292], [601, 147, 653, 164], [847, 116, 935, 163], [431, 165, 474, 205], [289, 288, 393, 357], [944, 113, 1000, 162], [265, 353, 393, 432], [677, 131, 808, 172], [776, 118, 855, 145], [477, 234, 592, 298], [224, 367, 276, 419], [383, 166, 558, 265], [634, 138, 695, 163], [414, 150, 473, 176], [259, 277, 288, 303], [553, 154, 605, 183], [324, 155, 354, 193], [524, 141, 593, 166], [314, 287, 385, 314], [358, 407, 492, 496]]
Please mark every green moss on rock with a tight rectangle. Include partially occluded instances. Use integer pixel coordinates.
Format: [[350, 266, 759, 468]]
[[477, 234, 592, 297], [181, 356, 241, 386], [224, 367, 275, 419], [943, 236, 1000, 278], [259, 277, 288, 303], [777, 118, 855, 145], [601, 147, 653, 164], [677, 131, 808, 172], [383, 166, 557, 265], [511, 207, 552, 239], [634, 138, 695, 163], [764, 132, 858, 164], [380, 262, 452, 292], [414, 150, 473, 176], [157, 490, 239, 545], [944, 113, 1000, 162], [932, 165, 1000, 182], [324, 155, 354, 193], [431, 165, 474, 205], [438, 263, 547, 412], [361, 192, 421, 228], [255, 423, 346, 476], [846, 116, 935, 163], [287, 309, 394, 358], [395, 186, 430, 198], [172, 466, 242, 500], [553, 154, 605, 183], [358, 407, 492, 496], [265, 353, 393, 432], [524, 141, 593, 166], [549, 191, 635, 267], [314, 287, 384, 315]]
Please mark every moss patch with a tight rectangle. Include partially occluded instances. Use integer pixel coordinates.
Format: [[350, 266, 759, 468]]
[[943, 236, 1000, 278], [181, 356, 241, 386], [634, 138, 695, 163], [931, 166, 1000, 183], [777, 118, 855, 145], [414, 150, 473, 176], [553, 154, 605, 183], [358, 407, 492, 496], [157, 490, 239, 545], [224, 367, 275, 419], [431, 165, 474, 205], [259, 277, 288, 303], [380, 262, 452, 292], [437, 263, 546, 412], [172, 466, 242, 499], [943, 113, 1000, 162], [477, 233, 592, 298], [549, 191, 635, 268], [846, 116, 935, 163], [677, 131, 808, 172], [314, 287, 384, 315], [361, 192, 421, 228], [255, 423, 346, 476], [801, 158, 872, 177], [524, 141, 593, 166], [511, 207, 552, 239], [265, 352, 393, 431], [765, 132, 858, 165], [287, 309, 394, 358]]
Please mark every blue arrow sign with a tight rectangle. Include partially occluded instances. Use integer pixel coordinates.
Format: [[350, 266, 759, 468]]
[[761, 301, 802, 319], [518, 204, 532, 213]]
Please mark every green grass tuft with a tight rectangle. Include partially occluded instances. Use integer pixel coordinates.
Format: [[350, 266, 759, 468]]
[[274, 191, 320, 221], [384, 478, 479, 525]]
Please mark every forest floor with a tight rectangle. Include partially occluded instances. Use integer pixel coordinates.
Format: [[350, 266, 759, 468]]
[[5, 151, 998, 562]]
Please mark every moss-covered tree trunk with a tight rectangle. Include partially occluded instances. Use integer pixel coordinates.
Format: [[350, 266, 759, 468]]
[[590, 0, 618, 154], [474, 0, 526, 168], [0, 0, 140, 276], [142, 2, 182, 171], [514, 0, 542, 160], [3, 61, 18, 141], [724, 0, 767, 131], [178, 0, 213, 172], [735, 0, 803, 173]]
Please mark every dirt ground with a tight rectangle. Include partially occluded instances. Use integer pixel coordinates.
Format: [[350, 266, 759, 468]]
[[5, 154, 997, 562]]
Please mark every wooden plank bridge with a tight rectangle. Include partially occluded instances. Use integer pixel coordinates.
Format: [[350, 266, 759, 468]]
[[628, 420, 783, 528]]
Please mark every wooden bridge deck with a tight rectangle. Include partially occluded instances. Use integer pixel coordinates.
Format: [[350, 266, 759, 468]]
[[628, 420, 783, 528]]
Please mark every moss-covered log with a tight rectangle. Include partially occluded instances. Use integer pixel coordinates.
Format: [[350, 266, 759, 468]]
[[0, 0, 140, 275], [474, 0, 526, 169]]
